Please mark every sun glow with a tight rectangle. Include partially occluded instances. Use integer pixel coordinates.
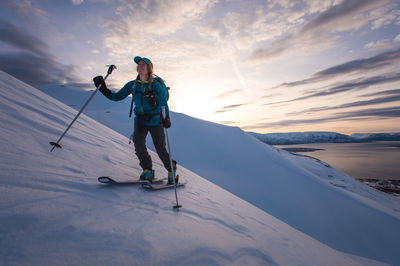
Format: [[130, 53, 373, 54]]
[[172, 81, 223, 122]]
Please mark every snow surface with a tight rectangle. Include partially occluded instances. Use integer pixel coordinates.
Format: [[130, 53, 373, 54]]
[[36, 81, 400, 264], [0, 70, 397, 265]]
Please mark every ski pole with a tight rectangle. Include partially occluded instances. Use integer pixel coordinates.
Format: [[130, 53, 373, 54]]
[[50, 65, 117, 152], [162, 107, 182, 209]]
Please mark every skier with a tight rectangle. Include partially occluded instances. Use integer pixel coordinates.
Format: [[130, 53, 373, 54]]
[[93, 56, 176, 184]]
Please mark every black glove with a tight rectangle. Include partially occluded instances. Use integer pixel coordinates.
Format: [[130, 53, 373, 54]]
[[162, 115, 171, 128], [93, 76, 111, 98]]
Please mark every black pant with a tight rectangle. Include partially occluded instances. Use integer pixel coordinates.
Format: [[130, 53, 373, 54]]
[[134, 122, 172, 172]]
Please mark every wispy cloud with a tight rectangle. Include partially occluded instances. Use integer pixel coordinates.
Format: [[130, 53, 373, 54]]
[[0, 0, 65, 44], [214, 89, 243, 99], [0, 19, 48, 56], [344, 106, 400, 117], [249, 0, 393, 61], [104, 0, 217, 59], [215, 103, 247, 114], [219, 120, 238, 126], [364, 35, 400, 51], [246, 106, 400, 129], [266, 72, 400, 106], [361, 89, 400, 97], [270, 48, 400, 90], [0, 19, 78, 85], [314, 48, 400, 77], [72, 0, 84, 5], [0, 1, 48, 25], [289, 94, 400, 115]]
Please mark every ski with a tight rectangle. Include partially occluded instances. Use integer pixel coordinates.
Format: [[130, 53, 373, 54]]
[[142, 180, 186, 190], [98, 176, 165, 185]]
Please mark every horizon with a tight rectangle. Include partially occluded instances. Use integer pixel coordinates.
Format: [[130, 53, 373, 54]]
[[1, 0, 400, 134], [248, 130, 400, 135]]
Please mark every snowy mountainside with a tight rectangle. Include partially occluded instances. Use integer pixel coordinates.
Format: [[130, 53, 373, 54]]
[[0, 70, 379, 265], [248, 131, 354, 145], [247, 131, 400, 145], [34, 81, 400, 265], [351, 132, 400, 141]]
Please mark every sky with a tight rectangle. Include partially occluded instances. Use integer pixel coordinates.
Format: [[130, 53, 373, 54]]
[[0, 0, 399, 134]]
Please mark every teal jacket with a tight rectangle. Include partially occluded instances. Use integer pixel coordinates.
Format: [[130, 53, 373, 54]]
[[107, 78, 169, 127]]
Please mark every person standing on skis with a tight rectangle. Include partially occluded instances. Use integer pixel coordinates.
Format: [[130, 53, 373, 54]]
[[93, 56, 176, 184]]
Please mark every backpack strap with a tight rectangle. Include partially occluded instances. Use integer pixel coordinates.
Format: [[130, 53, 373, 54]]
[[153, 75, 169, 100]]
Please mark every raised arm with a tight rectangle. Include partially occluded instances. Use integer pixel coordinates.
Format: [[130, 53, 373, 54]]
[[93, 76, 134, 102]]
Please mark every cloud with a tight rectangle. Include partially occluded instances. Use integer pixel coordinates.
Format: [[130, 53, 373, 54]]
[[365, 32, 400, 51], [199, 0, 341, 53], [0, 52, 78, 85], [105, 0, 217, 43], [249, 0, 392, 61], [0, 19, 78, 85], [266, 72, 400, 106], [364, 38, 400, 51], [198, 8, 275, 51], [317, 48, 400, 76], [245, 106, 400, 129], [219, 120, 238, 126], [289, 94, 400, 114], [72, 0, 84, 5], [338, 106, 400, 118], [214, 89, 243, 99], [215, 103, 247, 113], [0, 19, 48, 56], [361, 89, 400, 97], [270, 48, 400, 90], [0, 0, 74, 54], [370, 4, 400, 30], [0, 0, 48, 25], [103, 0, 219, 73]]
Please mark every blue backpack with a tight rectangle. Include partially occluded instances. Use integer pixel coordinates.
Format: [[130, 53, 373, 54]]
[[129, 75, 170, 117]]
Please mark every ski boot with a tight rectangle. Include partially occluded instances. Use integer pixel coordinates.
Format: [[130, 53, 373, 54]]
[[140, 169, 154, 181], [167, 160, 178, 185]]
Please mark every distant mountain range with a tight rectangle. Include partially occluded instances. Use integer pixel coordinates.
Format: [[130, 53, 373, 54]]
[[247, 131, 400, 145]]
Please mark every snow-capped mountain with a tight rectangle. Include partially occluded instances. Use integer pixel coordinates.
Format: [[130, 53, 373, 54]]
[[248, 131, 400, 145], [2, 70, 399, 265], [351, 132, 400, 141]]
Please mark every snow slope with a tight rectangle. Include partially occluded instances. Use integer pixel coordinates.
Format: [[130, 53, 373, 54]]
[[35, 82, 400, 265], [0, 70, 383, 265], [37, 84, 135, 138]]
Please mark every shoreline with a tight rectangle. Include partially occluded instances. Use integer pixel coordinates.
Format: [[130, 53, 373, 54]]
[[281, 147, 325, 153], [280, 145, 400, 197], [357, 179, 400, 196]]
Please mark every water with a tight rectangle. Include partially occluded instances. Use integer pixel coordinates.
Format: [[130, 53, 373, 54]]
[[276, 141, 400, 180]]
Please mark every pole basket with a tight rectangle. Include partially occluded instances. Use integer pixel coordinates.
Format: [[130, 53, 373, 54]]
[[49, 141, 62, 150]]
